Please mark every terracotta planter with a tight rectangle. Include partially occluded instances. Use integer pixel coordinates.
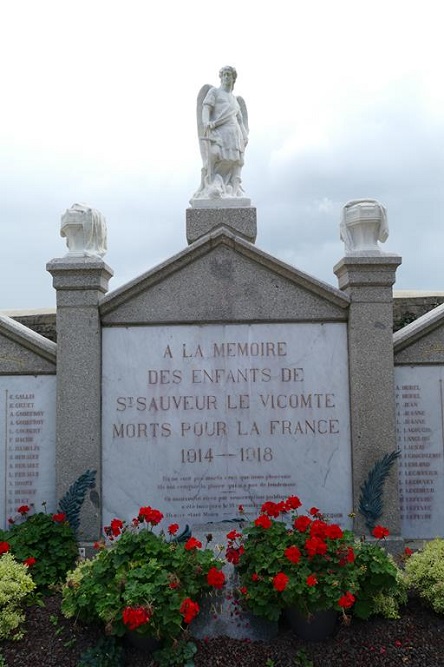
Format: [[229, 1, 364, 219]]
[[284, 608, 338, 641]]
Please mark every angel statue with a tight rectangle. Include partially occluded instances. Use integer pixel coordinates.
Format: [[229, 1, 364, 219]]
[[191, 66, 250, 205]]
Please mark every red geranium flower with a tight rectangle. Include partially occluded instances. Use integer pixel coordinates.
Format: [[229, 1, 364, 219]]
[[309, 520, 329, 538], [285, 495, 302, 510], [309, 506, 320, 516], [207, 567, 226, 589], [122, 605, 151, 630], [261, 501, 285, 517], [305, 536, 327, 557], [23, 557, 37, 567], [239, 586, 248, 595], [18, 505, 30, 515], [294, 515, 311, 533], [284, 545, 301, 564], [110, 518, 123, 536], [272, 572, 289, 592], [226, 529, 241, 541], [251, 573, 260, 581], [404, 547, 413, 557], [338, 591, 356, 608], [184, 537, 202, 551], [180, 597, 200, 624], [325, 524, 343, 540], [306, 574, 318, 587], [226, 545, 244, 565], [372, 525, 390, 540], [168, 523, 179, 535], [254, 514, 272, 529], [0, 541, 10, 554], [138, 506, 163, 525], [346, 547, 355, 563], [339, 546, 355, 566], [52, 512, 66, 523]]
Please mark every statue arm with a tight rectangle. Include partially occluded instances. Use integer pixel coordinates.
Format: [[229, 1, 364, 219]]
[[236, 96, 249, 144], [202, 102, 214, 130]]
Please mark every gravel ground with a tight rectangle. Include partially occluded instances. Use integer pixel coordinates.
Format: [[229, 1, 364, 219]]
[[2, 592, 444, 666]]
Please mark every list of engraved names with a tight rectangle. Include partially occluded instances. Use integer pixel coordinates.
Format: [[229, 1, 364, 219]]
[[102, 324, 352, 526], [395, 366, 444, 538], [1, 376, 56, 528]]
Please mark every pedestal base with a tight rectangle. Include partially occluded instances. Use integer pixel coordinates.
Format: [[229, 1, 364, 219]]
[[186, 207, 257, 244], [190, 197, 251, 209]]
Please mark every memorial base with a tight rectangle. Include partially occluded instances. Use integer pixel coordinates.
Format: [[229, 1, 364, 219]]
[[186, 207, 257, 244]]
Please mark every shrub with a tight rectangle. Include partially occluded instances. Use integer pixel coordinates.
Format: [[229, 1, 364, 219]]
[[231, 498, 360, 621], [0, 551, 36, 640], [62, 505, 225, 650], [404, 538, 444, 613], [352, 541, 407, 619], [227, 497, 407, 623], [0, 506, 78, 591]]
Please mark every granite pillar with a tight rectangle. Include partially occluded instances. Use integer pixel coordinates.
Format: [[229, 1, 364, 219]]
[[333, 255, 402, 535], [46, 257, 113, 542]]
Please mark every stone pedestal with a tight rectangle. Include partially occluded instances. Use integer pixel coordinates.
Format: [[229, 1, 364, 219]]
[[46, 257, 113, 541], [334, 254, 402, 535], [186, 207, 257, 244]]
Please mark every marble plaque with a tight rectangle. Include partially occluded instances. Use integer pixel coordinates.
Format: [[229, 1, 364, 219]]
[[102, 323, 352, 527], [395, 366, 444, 538], [0, 376, 56, 528]]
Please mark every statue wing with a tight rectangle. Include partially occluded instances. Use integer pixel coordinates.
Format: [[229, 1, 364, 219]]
[[197, 84, 212, 162], [237, 96, 248, 133]]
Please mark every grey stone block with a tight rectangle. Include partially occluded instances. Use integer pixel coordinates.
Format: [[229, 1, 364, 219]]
[[189, 523, 278, 641], [186, 207, 257, 244]]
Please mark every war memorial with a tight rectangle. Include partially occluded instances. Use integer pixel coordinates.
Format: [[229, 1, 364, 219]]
[[1, 66, 443, 553]]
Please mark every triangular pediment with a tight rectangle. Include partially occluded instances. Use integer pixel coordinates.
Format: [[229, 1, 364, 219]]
[[394, 303, 444, 365], [100, 228, 349, 325], [0, 315, 57, 374]]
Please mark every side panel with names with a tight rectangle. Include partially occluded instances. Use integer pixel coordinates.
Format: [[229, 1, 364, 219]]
[[395, 366, 444, 538], [0, 376, 56, 527]]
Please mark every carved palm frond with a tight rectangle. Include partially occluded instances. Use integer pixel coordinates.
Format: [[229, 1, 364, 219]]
[[358, 450, 400, 532], [58, 469, 97, 534]]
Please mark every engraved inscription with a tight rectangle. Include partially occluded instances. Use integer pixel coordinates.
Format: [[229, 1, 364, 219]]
[[1, 378, 56, 528], [102, 324, 352, 526], [395, 367, 444, 539]]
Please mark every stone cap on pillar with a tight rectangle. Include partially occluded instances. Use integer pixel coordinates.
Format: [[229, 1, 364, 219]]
[[46, 256, 114, 302], [186, 206, 257, 244], [334, 254, 402, 297]]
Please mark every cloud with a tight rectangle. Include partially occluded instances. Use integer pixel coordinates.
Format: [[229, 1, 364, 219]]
[[1, 2, 444, 308]]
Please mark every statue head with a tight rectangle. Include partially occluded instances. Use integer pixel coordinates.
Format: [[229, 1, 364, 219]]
[[219, 65, 237, 85]]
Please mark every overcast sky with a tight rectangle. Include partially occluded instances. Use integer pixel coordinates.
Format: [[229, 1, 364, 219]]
[[1, 0, 443, 311]]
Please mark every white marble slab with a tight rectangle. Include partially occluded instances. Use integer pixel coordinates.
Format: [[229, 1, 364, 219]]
[[102, 323, 352, 528], [0, 376, 56, 528], [395, 366, 444, 538]]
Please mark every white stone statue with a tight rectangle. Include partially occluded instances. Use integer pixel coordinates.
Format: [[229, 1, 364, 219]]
[[191, 66, 250, 207], [340, 199, 389, 254], [60, 203, 107, 258]]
